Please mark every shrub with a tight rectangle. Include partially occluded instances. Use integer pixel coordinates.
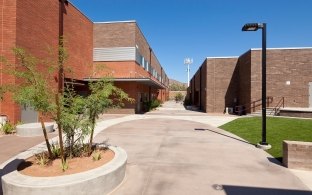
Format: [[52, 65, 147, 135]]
[[92, 150, 102, 161], [150, 99, 161, 109], [144, 99, 162, 111], [1, 122, 15, 134], [60, 159, 69, 171], [174, 92, 184, 102], [35, 152, 50, 166], [51, 143, 61, 158]]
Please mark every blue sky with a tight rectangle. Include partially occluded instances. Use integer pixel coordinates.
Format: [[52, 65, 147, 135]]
[[70, 0, 312, 83]]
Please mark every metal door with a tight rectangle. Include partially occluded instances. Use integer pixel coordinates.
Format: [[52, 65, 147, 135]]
[[21, 106, 38, 123]]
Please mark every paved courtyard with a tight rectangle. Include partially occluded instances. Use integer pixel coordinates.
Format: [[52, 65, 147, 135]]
[[0, 101, 311, 194], [94, 101, 311, 195]]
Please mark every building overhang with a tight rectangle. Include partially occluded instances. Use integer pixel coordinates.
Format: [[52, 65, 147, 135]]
[[83, 78, 166, 89]]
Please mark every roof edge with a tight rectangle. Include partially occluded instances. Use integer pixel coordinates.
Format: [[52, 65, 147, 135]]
[[206, 56, 238, 59], [94, 20, 136, 24], [251, 47, 312, 51]]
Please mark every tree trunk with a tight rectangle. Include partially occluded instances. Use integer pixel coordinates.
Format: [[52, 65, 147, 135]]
[[88, 115, 96, 155], [39, 115, 53, 158], [56, 94, 65, 163]]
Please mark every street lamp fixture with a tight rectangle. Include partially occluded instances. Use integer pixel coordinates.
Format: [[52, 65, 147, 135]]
[[242, 22, 271, 150], [242, 23, 264, 31]]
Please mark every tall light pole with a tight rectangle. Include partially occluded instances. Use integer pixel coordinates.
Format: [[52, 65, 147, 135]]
[[242, 23, 271, 150], [184, 58, 193, 87]]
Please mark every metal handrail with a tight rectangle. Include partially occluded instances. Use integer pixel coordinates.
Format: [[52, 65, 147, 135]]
[[235, 96, 273, 115], [269, 97, 285, 116]]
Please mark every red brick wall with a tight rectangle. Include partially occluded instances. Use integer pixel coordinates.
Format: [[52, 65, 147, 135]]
[[87, 21, 170, 110], [93, 22, 136, 48], [114, 82, 137, 108], [194, 65, 201, 107], [157, 88, 168, 102], [201, 63, 207, 112], [0, 0, 17, 123], [135, 23, 166, 88], [205, 57, 239, 113], [16, 0, 92, 80], [63, 2, 93, 80], [190, 48, 312, 114], [189, 60, 207, 111], [93, 61, 139, 78], [1, 0, 93, 123], [16, 0, 59, 58], [238, 51, 252, 112], [283, 140, 312, 170], [93, 21, 169, 102], [251, 48, 312, 108], [135, 24, 150, 63]]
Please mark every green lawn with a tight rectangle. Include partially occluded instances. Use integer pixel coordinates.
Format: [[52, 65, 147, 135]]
[[219, 117, 312, 160]]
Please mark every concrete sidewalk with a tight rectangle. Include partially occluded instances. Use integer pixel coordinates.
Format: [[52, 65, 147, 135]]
[[93, 103, 311, 195], [1, 101, 311, 194], [0, 132, 58, 164]]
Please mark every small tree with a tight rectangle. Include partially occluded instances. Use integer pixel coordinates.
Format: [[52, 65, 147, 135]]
[[86, 78, 134, 153], [0, 48, 55, 158], [1, 46, 134, 171], [59, 85, 89, 158]]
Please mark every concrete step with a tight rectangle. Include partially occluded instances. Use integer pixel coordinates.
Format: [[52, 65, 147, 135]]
[[249, 108, 277, 116]]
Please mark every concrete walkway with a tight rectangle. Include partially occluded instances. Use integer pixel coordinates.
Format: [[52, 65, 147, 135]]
[[0, 132, 58, 164], [0, 101, 311, 194], [92, 101, 311, 195]]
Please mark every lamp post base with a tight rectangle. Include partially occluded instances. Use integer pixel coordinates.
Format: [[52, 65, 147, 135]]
[[256, 143, 272, 150]]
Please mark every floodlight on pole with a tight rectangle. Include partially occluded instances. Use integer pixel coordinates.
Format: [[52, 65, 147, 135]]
[[184, 58, 193, 87], [242, 22, 271, 150]]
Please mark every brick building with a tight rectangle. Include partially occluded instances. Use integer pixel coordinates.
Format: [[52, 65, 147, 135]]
[[92, 21, 169, 113], [188, 48, 312, 114], [0, 0, 168, 123]]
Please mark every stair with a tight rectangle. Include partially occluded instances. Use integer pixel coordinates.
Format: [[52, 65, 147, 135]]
[[249, 108, 278, 116]]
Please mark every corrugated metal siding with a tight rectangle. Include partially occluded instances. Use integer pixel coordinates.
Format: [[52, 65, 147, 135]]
[[93, 47, 136, 61]]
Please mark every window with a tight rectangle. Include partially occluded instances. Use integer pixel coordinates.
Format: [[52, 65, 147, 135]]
[[141, 57, 145, 68], [145, 61, 149, 71]]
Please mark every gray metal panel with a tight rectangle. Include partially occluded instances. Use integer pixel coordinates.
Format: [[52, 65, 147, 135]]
[[309, 82, 312, 107], [93, 47, 136, 61], [21, 106, 38, 123]]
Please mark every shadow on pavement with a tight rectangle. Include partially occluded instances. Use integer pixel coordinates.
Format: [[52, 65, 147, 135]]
[[215, 184, 312, 195], [267, 157, 284, 166], [0, 159, 24, 195], [195, 128, 256, 146]]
